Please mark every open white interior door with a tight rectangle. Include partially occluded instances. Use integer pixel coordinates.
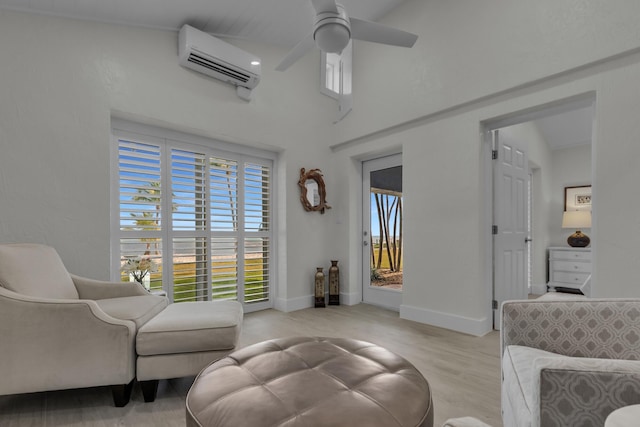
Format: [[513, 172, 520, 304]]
[[493, 129, 529, 328]]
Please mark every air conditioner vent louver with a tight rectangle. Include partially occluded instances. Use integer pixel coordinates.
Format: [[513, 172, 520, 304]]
[[178, 25, 261, 96], [187, 53, 250, 84]]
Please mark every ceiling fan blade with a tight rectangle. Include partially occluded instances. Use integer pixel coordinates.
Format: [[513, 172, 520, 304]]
[[275, 33, 316, 71], [350, 17, 418, 48], [310, 0, 338, 14]]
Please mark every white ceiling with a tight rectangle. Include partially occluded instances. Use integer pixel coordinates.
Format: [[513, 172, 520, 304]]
[[534, 106, 593, 150], [0, 0, 407, 48]]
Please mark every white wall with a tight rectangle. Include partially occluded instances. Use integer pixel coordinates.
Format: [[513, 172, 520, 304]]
[[333, 0, 640, 334], [337, 0, 640, 143], [0, 10, 340, 310]]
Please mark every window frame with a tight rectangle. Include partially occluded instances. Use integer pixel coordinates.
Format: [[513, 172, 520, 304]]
[[110, 119, 277, 313], [320, 40, 352, 100]]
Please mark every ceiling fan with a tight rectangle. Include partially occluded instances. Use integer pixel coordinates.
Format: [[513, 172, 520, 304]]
[[276, 0, 418, 71]]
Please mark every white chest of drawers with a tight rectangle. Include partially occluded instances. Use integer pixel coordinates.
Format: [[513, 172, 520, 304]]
[[547, 246, 591, 295]]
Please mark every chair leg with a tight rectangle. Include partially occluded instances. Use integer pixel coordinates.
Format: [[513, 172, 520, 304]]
[[141, 379, 159, 403], [111, 380, 134, 407]]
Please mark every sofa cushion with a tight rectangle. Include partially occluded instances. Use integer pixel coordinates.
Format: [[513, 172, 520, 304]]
[[0, 243, 79, 299], [95, 295, 168, 329], [503, 345, 566, 426], [136, 301, 243, 356]]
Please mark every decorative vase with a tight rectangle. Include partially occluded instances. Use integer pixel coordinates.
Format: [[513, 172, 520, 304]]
[[567, 230, 590, 247], [314, 267, 325, 308], [129, 271, 151, 290], [328, 260, 340, 305]]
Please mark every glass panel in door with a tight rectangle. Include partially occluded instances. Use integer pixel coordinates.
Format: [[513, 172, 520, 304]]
[[370, 167, 403, 291]]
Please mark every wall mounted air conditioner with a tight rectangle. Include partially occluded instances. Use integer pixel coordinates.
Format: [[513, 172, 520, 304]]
[[178, 24, 261, 101]]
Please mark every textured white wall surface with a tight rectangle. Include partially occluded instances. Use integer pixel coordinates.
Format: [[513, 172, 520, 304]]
[[2, 1, 640, 333], [333, 0, 640, 332], [336, 0, 640, 143], [0, 9, 340, 309]]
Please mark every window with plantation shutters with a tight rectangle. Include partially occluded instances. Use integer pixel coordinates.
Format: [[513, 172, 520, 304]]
[[209, 157, 239, 301], [171, 148, 209, 302], [116, 139, 163, 289], [244, 162, 270, 303], [111, 122, 274, 312]]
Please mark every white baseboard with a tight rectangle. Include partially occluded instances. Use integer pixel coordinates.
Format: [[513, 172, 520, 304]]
[[339, 292, 360, 306], [273, 297, 288, 312], [400, 304, 492, 336], [274, 295, 313, 312], [275, 292, 360, 312]]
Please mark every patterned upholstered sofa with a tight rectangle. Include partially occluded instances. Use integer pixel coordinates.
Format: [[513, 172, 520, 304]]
[[501, 298, 640, 427]]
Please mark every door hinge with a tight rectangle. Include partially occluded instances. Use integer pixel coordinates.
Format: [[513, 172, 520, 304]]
[[492, 300, 498, 310], [492, 225, 498, 235], [492, 150, 498, 160]]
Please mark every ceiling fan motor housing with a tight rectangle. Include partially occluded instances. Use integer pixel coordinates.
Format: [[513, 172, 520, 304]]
[[313, 4, 351, 53]]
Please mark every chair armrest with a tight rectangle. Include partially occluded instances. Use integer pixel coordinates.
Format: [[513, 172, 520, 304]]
[[0, 286, 137, 395], [71, 274, 151, 300], [531, 356, 640, 427]]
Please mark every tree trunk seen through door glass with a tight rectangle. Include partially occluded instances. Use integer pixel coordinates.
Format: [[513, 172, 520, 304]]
[[370, 166, 403, 291]]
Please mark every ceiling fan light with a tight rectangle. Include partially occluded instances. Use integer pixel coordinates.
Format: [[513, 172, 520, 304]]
[[314, 23, 350, 53]]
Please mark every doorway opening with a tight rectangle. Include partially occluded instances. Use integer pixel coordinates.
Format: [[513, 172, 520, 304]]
[[485, 94, 595, 329], [362, 154, 403, 311]]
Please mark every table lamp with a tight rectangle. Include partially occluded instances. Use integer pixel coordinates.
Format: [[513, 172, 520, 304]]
[[562, 210, 592, 247]]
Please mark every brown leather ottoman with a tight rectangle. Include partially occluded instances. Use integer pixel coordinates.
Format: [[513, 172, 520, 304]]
[[186, 337, 433, 427]]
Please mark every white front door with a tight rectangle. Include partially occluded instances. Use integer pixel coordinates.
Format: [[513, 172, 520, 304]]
[[493, 129, 529, 328], [362, 154, 403, 311]]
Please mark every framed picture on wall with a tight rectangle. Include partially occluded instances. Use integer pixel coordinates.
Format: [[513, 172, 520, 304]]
[[565, 185, 592, 211]]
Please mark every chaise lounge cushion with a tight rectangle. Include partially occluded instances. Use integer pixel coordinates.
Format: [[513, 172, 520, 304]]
[[0, 243, 79, 299], [137, 301, 243, 356]]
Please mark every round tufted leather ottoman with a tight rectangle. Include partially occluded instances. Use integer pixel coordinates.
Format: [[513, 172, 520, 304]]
[[186, 337, 433, 427]]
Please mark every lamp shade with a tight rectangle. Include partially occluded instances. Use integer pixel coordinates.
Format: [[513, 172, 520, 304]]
[[562, 210, 592, 229]]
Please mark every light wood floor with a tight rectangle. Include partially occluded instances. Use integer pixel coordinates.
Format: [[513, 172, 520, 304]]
[[0, 304, 503, 426]]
